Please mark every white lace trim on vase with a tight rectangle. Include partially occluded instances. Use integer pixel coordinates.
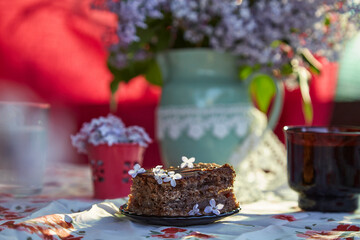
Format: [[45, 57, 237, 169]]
[[157, 104, 260, 140]]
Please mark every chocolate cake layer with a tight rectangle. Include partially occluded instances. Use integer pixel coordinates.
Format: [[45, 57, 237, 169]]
[[126, 163, 240, 216]]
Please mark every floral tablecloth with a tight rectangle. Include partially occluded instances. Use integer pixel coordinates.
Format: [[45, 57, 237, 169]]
[[1, 164, 360, 240]]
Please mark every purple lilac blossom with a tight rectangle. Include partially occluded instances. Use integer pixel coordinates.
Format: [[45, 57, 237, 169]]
[[97, 0, 360, 68], [71, 114, 152, 154], [126, 126, 153, 147]]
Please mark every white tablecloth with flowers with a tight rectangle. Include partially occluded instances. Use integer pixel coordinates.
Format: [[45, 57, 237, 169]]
[[1, 164, 360, 240]]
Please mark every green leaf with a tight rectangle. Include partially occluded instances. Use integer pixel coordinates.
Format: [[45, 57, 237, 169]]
[[145, 59, 163, 86], [238, 66, 253, 81], [290, 28, 299, 33], [308, 65, 320, 76], [253, 64, 261, 72], [270, 40, 282, 48], [137, 27, 156, 44], [299, 48, 321, 75], [110, 79, 120, 94], [153, 26, 171, 51], [302, 99, 313, 125], [297, 66, 313, 125], [281, 63, 293, 75], [324, 15, 331, 26], [301, 94, 314, 125], [108, 57, 155, 94], [249, 74, 276, 114]]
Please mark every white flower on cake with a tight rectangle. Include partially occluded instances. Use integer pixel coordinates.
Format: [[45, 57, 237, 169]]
[[163, 171, 182, 187], [154, 173, 167, 184], [188, 204, 201, 216], [152, 165, 164, 174], [204, 199, 224, 215], [181, 156, 195, 169], [128, 164, 146, 178], [153, 166, 167, 184]]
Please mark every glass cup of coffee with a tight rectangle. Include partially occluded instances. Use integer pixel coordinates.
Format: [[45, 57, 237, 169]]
[[284, 126, 360, 212], [0, 102, 50, 197]]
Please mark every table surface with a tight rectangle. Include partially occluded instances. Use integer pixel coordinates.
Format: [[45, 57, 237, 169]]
[[0, 164, 359, 240]]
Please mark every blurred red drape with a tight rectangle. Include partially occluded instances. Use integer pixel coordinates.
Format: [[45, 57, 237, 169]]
[[0, 0, 162, 168], [274, 58, 338, 142]]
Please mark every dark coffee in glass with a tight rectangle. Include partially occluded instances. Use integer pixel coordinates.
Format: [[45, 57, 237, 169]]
[[284, 126, 360, 212]]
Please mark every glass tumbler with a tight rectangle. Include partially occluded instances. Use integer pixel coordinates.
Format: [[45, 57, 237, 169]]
[[284, 126, 360, 212], [0, 102, 50, 197]]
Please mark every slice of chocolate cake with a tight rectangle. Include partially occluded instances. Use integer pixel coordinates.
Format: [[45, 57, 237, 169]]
[[126, 157, 240, 216]]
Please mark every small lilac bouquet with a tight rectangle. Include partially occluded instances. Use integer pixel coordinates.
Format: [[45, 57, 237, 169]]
[[71, 114, 152, 154]]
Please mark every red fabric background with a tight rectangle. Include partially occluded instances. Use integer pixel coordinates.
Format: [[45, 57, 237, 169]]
[[0, 0, 337, 166], [0, 0, 162, 167], [274, 59, 338, 142]]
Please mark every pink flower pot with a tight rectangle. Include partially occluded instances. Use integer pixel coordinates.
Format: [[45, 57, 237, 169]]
[[87, 143, 145, 199]]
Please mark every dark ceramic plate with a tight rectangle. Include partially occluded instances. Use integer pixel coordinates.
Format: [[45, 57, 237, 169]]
[[119, 204, 240, 226]]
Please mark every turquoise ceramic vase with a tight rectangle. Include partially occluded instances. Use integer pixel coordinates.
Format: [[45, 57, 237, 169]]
[[156, 49, 283, 167]]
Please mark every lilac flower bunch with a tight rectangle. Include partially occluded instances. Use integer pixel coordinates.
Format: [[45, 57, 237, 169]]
[[71, 114, 152, 154], [95, 0, 360, 84]]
